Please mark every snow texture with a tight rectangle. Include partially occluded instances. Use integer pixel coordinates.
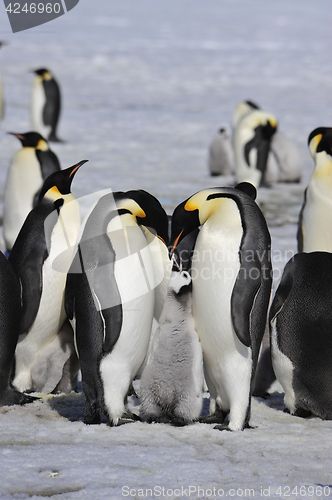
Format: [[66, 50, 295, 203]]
[[0, 0, 331, 498]]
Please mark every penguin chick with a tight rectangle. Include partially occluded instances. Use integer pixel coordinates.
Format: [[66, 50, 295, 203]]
[[30, 68, 62, 142], [208, 127, 234, 176], [3, 131, 61, 252], [140, 268, 203, 425]]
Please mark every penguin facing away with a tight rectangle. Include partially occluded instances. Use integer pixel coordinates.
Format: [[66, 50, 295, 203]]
[[3, 131, 61, 252], [171, 182, 272, 431], [65, 189, 169, 425], [297, 127, 332, 253], [140, 264, 204, 426], [9, 160, 86, 393], [30, 68, 62, 142], [270, 252, 332, 419], [208, 127, 234, 176], [0, 251, 36, 406]]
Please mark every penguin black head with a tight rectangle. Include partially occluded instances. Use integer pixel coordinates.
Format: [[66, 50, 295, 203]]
[[8, 131, 49, 150], [308, 127, 332, 158], [33, 68, 52, 78], [116, 189, 169, 247], [38, 159, 88, 202]]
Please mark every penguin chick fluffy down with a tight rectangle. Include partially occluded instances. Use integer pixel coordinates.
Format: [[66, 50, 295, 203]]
[[140, 270, 203, 425]]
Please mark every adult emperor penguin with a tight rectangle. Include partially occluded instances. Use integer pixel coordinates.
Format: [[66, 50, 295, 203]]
[[65, 189, 169, 425], [140, 264, 203, 425], [232, 106, 277, 187], [270, 252, 332, 419], [3, 131, 61, 252], [9, 160, 86, 393], [208, 127, 234, 176], [0, 251, 36, 406], [297, 127, 332, 252], [171, 182, 272, 431], [0, 42, 5, 124], [30, 68, 62, 142]]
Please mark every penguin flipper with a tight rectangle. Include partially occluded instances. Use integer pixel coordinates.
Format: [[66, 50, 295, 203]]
[[269, 257, 294, 323], [297, 188, 307, 253]]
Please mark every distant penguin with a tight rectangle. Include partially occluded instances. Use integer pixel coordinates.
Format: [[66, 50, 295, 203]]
[[9, 160, 86, 393], [270, 252, 332, 419], [297, 127, 332, 252], [233, 107, 277, 187], [3, 131, 61, 252], [0, 251, 36, 406], [140, 266, 203, 425], [208, 127, 234, 176], [171, 182, 272, 431], [30, 68, 62, 142], [65, 189, 169, 425]]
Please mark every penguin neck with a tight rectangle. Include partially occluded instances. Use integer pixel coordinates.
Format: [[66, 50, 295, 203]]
[[312, 154, 332, 185]]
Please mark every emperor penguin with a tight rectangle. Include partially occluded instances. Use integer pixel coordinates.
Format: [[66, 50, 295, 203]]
[[270, 252, 332, 420], [0, 251, 36, 406], [0, 41, 6, 124], [30, 68, 62, 142], [171, 182, 272, 431], [140, 263, 204, 426], [3, 131, 61, 252], [65, 189, 169, 425], [297, 127, 332, 252], [208, 127, 234, 176], [232, 106, 278, 187], [9, 160, 86, 393]]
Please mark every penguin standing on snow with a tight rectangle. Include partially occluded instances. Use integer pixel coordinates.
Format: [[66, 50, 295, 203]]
[[0, 251, 36, 406], [208, 127, 234, 176], [270, 252, 332, 420], [30, 68, 62, 142], [3, 131, 61, 252], [297, 127, 332, 253], [9, 160, 86, 393], [140, 263, 203, 426], [171, 183, 272, 431], [65, 189, 169, 425], [0, 41, 6, 124]]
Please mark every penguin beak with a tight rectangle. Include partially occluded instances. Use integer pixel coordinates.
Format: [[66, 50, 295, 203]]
[[8, 132, 25, 140], [69, 159, 89, 178], [171, 230, 183, 253]]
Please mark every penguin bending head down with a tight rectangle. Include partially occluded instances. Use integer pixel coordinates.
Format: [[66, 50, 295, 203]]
[[140, 264, 203, 426], [65, 189, 169, 426], [3, 131, 61, 252], [297, 127, 332, 253], [171, 182, 272, 431], [270, 252, 332, 420], [30, 68, 62, 142], [9, 160, 86, 394]]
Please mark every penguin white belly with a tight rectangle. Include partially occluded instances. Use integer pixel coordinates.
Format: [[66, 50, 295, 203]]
[[301, 179, 332, 252], [3, 149, 43, 250], [0, 72, 3, 122], [13, 198, 80, 392], [192, 205, 252, 430], [270, 318, 296, 413], [99, 224, 155, 424], [31, 79, 51, 139]]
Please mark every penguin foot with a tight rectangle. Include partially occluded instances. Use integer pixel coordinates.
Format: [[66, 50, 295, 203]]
[[121, 412, 141, 422], [284, 407, 312, 418], [213, 424, 232, 432], [0, 388, 38, 406], [84, 402, 102, 425], [199, 407, 227, 424]]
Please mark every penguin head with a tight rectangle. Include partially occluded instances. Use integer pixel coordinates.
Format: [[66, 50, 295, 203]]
[[308, 127, 332, 160], [115, 189, 169, 246], [8, 131, 49, 150], [171, 184, 256, 253], [232, 99, 260, 128], [33, 68, 53, 80], [38, 160, 88, 203]]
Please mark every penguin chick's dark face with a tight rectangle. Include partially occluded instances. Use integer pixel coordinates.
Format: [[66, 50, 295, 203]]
[[8, 131, 48, 149], [308, 127, 332, 158], [117, 190, 169, 246], [38, 160, 88, 202]]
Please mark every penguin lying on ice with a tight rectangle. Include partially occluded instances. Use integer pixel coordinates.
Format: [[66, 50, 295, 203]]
[[140, 259, 203, 426], [0, 251, 36, 406], [30, 68, 62, 142], [3, 131, 61, 252], [9, 160, 86, 394], [65, 189, 169, 425], [270, 252, 332, 420], [171, 182, 272, 431]]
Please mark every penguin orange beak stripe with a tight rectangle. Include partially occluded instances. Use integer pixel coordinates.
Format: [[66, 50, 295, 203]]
[[157, 235, 167, 246], [8, 132, 25, 140], [69, 160, 88, 177], [171, 230, 183, 253]]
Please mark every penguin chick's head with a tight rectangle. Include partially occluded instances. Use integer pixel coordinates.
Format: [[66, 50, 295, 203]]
[[170, 183, 256, 253], [8, 131, 49, 150], [33, 68, 53, 80], [308, 127, 332, 160], [116, 189, 169, 246], [38, 159, 88, 203]]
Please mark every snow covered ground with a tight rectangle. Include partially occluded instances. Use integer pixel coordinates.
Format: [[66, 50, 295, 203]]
[[0, 1, 332, 498]]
